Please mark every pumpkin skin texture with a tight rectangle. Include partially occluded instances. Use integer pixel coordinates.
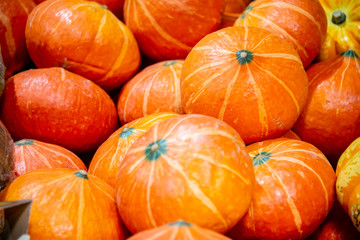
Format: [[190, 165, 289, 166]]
[[26, 0, 140, 91], [336, 137, 360, 231], [14, 139, 87, 177], [227, 138, 336, 240], [128, 220, 231, 240], [116, 114, 255, 234], [123, 0, 225, 61], [234, 0, 327, 68], [221, 0, 251, 28], [0, 0, 36, 79], [181, 27, 308, 145], [318, 0, 360, 61], [0, 120, 14, 190], [0, 67, 118, 153], [0, 168, 126, 239], [292, 50, 360, 162], [117, 60, 184, 124], [89, 112, 178, 188]]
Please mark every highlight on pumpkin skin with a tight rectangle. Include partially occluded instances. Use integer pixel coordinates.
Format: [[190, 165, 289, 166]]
[[227, 138, 336, 240], [128, 220, 231, 240], [115, 114, 255, 234], [0, 168, 127, 239], [89, 112, 179, 188], [234, 0, 328, 67], [14, 139, 87, 177], [117, 60, 185, 125]]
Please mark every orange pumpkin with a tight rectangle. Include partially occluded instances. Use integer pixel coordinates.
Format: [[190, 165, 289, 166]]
[[227, 138, 336, 240], [282, 130, 301, 140], [0, 0, 36, 78], [14, 139, 86, 177], [0, 168, 126, 239], [234, 0, 327, 67], [26, 0, 140, 91], [123, 0, 225, 60], [89, 112, 178, 188], [336, 136, 360, 231], [0, 67, 118, 153], [293, 50, 360, 162], [221, 0, 251, 28], [318, 0, 360, 61], [128, 220, 231, 240], [181, 26, 308, 145], [117, 60, 184, 124], [116, 114, 255, 234]]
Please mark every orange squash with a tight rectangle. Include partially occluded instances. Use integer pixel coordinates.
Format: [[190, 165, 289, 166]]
[[181, 26, 308, 145], [123, 0, 225, 60], [221, 0, 251, 28], [234, 0, 327, 67], [318, 0, 360, 61], [26, 0, 140, 91], [227, 138, 336, 240], [0, 0, 36, 78], [0, 67, 118, 153], [128, 220, 231, 240], [117, 60, 184, 124], [14, 139, 86, 177], [293, 50, 360, 162], [116, 114, 255, 234], [336, 136, 360, 231], [89, 112, 178, 188], [0, 168, 126, 239]]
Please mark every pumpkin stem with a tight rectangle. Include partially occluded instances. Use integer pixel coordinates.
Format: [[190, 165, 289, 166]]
[[169, 220, 193, 227], [236, 50, 253, 65], [74, 170, 88, 179], [341, 50, 359, 59], [252, 151, 272, 166], [14, 139, 34, 146], [145, 139, 167, 161], [331, 10, 346, 25]]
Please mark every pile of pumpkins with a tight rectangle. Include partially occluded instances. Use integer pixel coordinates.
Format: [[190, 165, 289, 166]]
[[0, 0, 359, 239]]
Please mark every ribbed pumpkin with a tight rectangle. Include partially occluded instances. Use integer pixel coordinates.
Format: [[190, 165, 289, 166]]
[[227, 138, 336, 240], [234, 0, 327, 67], [14, 139, 86, 177], [0, 0, 36, 78], [89, 112, 178, 188], [336, 136, 360, 231], [0, 67, 118, 153], [116, 114, 255, 234], [318, 0, 360, 61], [0, 120, 14, 190], [221, 0, 250, 28], [128, 220, 231, 240], [181, 26, 308, 145], [0, 168, 126, 239], [117, 60, 184, 124], [293, 50, 360, 162], [26, 0, 140, 91], [123, 0, 225, 60]]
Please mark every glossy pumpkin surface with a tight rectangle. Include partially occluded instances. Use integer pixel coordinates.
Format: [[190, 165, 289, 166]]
[[0, 168, 126, 239], [14, 139, 86, 177], [117, 60, 184, 124], [26, 0, 140, 91], [116, 114, 255, 234], [89, 112, 178, 188], [234, 0, 327, 67], [181, 26, 308, 145], [227, 138, 336, 240]]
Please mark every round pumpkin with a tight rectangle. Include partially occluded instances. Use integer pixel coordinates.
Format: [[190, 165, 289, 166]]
[[227, 138, 336, 240], [0, 67, 118, 153], [89, 112, 178, 188], [293, 50, 360, 162], [0, 0, 36, 78], [181, 26, 308, 145], [221, 0, 251, 28], [318, 0, 360, 61], [117, 60, 184, 124], [336, 136, 360, 231], [26, 0, 140, 91], [0, 120, 14, 190], [14, 139, 87, 177], [0, 168, 126, 239], [116, 114, 255, 234], [234, 0, 327, 68], [128, 220, 231, 240], [123, 0, 225, 60]]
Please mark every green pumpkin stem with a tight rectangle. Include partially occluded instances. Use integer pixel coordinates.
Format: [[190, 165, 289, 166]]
[[331, 10, 346, 25]]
